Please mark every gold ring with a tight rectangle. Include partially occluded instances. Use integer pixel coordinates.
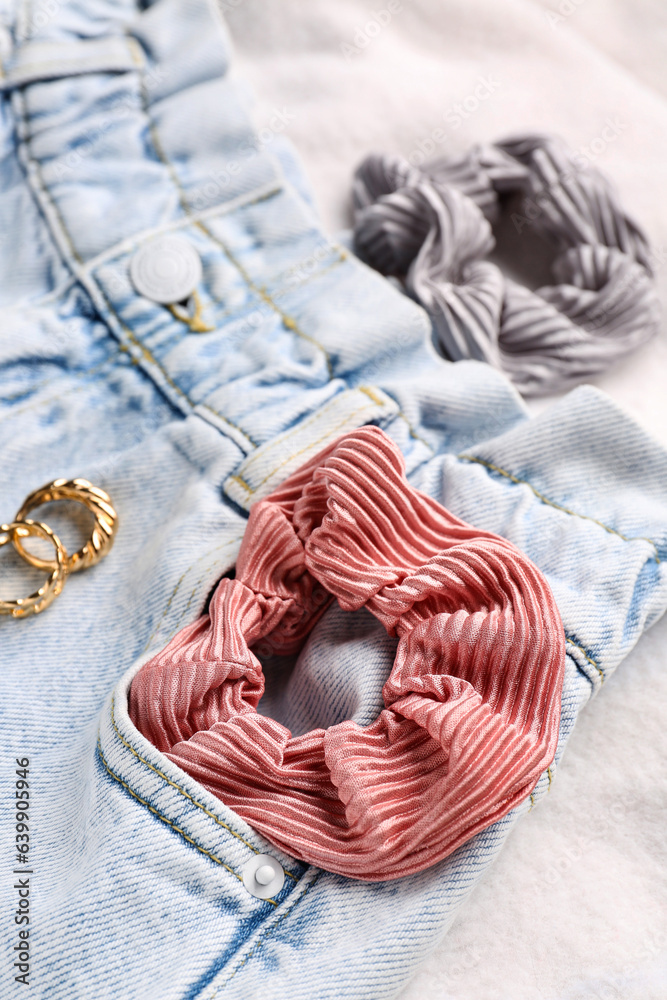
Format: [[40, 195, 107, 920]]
[[13, 478, 118, 574], [0, 521, 68, 617]]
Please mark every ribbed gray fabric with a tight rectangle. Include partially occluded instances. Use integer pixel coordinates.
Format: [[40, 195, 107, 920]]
[[353, 135, 660, 396]]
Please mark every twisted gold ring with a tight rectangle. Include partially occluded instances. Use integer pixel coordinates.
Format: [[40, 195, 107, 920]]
[[0, 521, 68, 618], [13, 478, 118, 574]]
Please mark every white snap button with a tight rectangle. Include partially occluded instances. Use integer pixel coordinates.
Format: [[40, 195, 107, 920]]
[[130, 235, 203, 305], [242, 854, 285, 900], [255, 864, 275, 886]]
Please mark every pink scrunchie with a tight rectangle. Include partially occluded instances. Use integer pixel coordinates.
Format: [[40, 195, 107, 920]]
[[129, 426, 565, 880]]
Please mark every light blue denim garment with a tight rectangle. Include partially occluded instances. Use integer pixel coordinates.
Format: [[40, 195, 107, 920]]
[[1, 1, 667, 998]]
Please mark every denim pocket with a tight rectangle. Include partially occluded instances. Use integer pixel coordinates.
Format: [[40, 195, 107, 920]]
[[88, 658, 313, 999]]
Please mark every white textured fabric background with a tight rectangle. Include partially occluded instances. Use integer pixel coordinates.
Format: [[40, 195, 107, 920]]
[[226, 3, 667, 997]]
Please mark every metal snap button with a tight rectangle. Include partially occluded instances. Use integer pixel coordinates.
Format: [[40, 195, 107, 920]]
[[130, 234, 203, 305], [242, 854, 285, 900]]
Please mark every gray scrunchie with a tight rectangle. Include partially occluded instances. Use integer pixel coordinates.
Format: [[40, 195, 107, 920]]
[[353, 135, 660, 396]]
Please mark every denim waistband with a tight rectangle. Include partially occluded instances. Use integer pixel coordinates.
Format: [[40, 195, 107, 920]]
[[5, 0, 490, 479], [1, 0, 533, 510]]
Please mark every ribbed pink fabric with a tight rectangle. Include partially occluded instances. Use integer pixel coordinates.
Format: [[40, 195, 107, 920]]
[[129, 427, 565, 880]]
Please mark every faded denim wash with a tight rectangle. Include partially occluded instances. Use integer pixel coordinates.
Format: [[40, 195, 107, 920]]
[[2, 0, 667, 997]]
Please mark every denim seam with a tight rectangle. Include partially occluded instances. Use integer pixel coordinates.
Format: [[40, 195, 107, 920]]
[[14, 89, 84, 266], [108, 696, 299, 882], [102, 189, 285, 313], [357, 385, 386, 407], [565, 634, 605, 683], [13, 88, 260, 453], [96, 735, 280, 906], [132, 58, 334, 379], [176, 559, 230, 622], [227, 387, 389, 497], [4, 56, 140, 79], [269, 247, 348, 297], [81, 180, 283, 275], [101, 288, 259, 449], [141, 535, 245, 653], [4, 34, 143, 80], [229, 244, 348, 325], [85, 273, 259, 448], [458, 454, 661, 561], [398, 411, 434, 450], [205, 871, 323, 997], [530, 768, 554, 806], [15, 77, 426, 463], [198, 221, 334, 374], [530, 764, 558, 812]]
